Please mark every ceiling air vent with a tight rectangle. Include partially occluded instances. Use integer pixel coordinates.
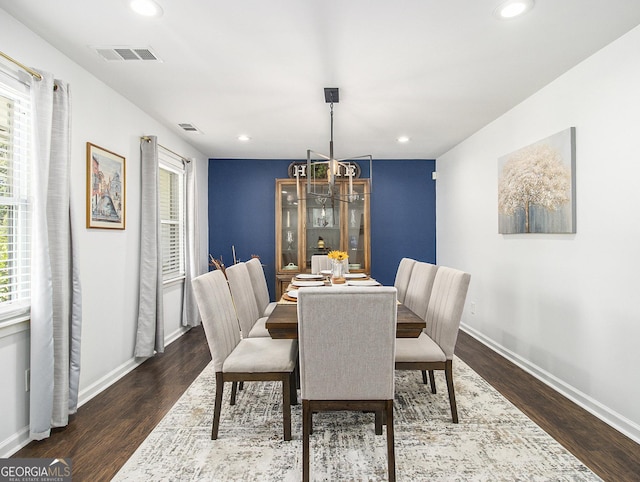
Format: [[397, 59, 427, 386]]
[[178, 123, 203, 134], [93, 46, 162, 62]]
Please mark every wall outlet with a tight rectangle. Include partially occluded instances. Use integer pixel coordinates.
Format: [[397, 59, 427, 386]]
[[25, 369, 30, 392], [470, 301, 476, 315]]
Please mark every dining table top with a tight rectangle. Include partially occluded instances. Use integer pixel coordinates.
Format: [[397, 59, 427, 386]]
[[265, 302, 426, 340]]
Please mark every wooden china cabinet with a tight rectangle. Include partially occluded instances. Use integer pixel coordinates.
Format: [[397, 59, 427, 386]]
[[275, 177, 371, 299]]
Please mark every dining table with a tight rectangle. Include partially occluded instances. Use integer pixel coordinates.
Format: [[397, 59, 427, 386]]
[[267, 275, 426, 339], [265, 300, 426, 339]]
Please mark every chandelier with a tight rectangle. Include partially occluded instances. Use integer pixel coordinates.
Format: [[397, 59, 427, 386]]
[[303, 87, 372, 203]]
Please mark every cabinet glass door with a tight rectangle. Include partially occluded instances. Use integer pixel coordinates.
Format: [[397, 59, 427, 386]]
[[343, 181, 368, 271], [304, 183, 341, 271], [278, 181, 300, 271]]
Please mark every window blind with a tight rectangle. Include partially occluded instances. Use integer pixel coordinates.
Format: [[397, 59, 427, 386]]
[[158, 148, 185, 281], [0, 75, 32, 322]]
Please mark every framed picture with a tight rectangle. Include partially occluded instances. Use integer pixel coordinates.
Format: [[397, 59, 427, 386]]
[[86, 142, 126, 229], [498, 127, 576, 234]]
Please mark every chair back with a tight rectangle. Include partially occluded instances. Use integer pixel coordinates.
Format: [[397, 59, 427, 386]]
[[226, 262, 261, 336], [310, 255, 330, 274], [191, 270, 241, 372], [394, 257, 416, 304], [404, 261, 438, 319], [246, 258, 271, 314], [425, 266, 471, 359], [297, 286, 398, 400]]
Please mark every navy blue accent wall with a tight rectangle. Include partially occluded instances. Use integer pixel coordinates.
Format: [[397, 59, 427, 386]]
[[208, 159, 435, 299], [369, 160, 436, 286], [208, 159, 290, 298]]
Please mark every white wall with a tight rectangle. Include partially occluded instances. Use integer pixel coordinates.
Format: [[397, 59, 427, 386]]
[[437, 25, 640, 443], [0, 9, 210, 456]]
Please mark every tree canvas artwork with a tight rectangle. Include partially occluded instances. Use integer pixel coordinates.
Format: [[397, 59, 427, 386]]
[[498, 127, 576, 234]]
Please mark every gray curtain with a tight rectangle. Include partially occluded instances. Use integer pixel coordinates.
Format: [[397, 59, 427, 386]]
[[29, 71, 82, 440], [182, 159, 201, 327], [135, 136, 164, 357]]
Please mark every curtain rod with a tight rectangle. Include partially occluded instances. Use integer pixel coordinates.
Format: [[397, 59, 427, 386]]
[[140, 136, 191, 163], [0, 50, 43, 81]]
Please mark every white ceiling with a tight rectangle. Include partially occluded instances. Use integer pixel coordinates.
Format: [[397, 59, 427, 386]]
[[2, 0, 640, 159]]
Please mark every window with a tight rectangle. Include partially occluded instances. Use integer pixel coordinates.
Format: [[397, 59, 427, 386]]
[[158, 148, 185, 282], [0, 74, 32, 323]]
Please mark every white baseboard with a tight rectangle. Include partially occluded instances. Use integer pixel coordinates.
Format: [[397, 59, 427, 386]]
[[78, 326, 188, 407], [164, 326, 189, 347], [460, 323, 640, 445], [3, 326, 191, 457], [0, 427, 29, 458], [77, 358, 142, 407]]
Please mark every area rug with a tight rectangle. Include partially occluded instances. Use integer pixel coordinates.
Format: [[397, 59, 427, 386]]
[[113, 357, 600, 481]]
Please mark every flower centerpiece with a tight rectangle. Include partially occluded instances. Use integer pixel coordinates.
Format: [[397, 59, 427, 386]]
[[327, 250, 348, 283]]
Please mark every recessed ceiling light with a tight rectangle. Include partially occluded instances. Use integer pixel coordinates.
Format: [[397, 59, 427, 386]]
[[237, 135, 251, 141], [494, 0, 534, 19], [129, 0, 163, 17], [397, 136, 410, 143]]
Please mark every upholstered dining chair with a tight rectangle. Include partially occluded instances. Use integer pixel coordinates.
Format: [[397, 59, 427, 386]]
[[402, 261, 439, 390], [403, 261, 438, 320], [226, 262, 269, 337], [297, 286, 398, 482], [246, 257, 277, 316], [395, 266, 471, 423], [191, 270, 298, 440], [310, 254, 330, 274], [394, 257, 416, 304]]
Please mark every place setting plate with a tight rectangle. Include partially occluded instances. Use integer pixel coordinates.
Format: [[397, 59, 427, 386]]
[[291, 280, 325, 287], [346, 279, 381, 286], [295, 274, 324, 280], [344, 273, 368, 279], [282, 289, 299, 302]]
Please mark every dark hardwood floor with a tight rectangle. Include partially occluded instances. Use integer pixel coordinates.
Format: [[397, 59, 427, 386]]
[[13, 326, 640, 481], [12, 327, 212, 481], [455, 331, 640, 482]]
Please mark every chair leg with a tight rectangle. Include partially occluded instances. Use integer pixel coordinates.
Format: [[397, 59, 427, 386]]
[[444, 360, 458, 423], [289, 371, 298, 406], [230, 381, 238, 406], [302, 400, 311, 482], [375, 410, 383, 435], [386, 400, 396, 482], [239, 381, 244, 391], [212, 372, 224, 440], [421, 369, 428, 384], [282, 375, 292, 441], [429, 370, 437, 394]]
